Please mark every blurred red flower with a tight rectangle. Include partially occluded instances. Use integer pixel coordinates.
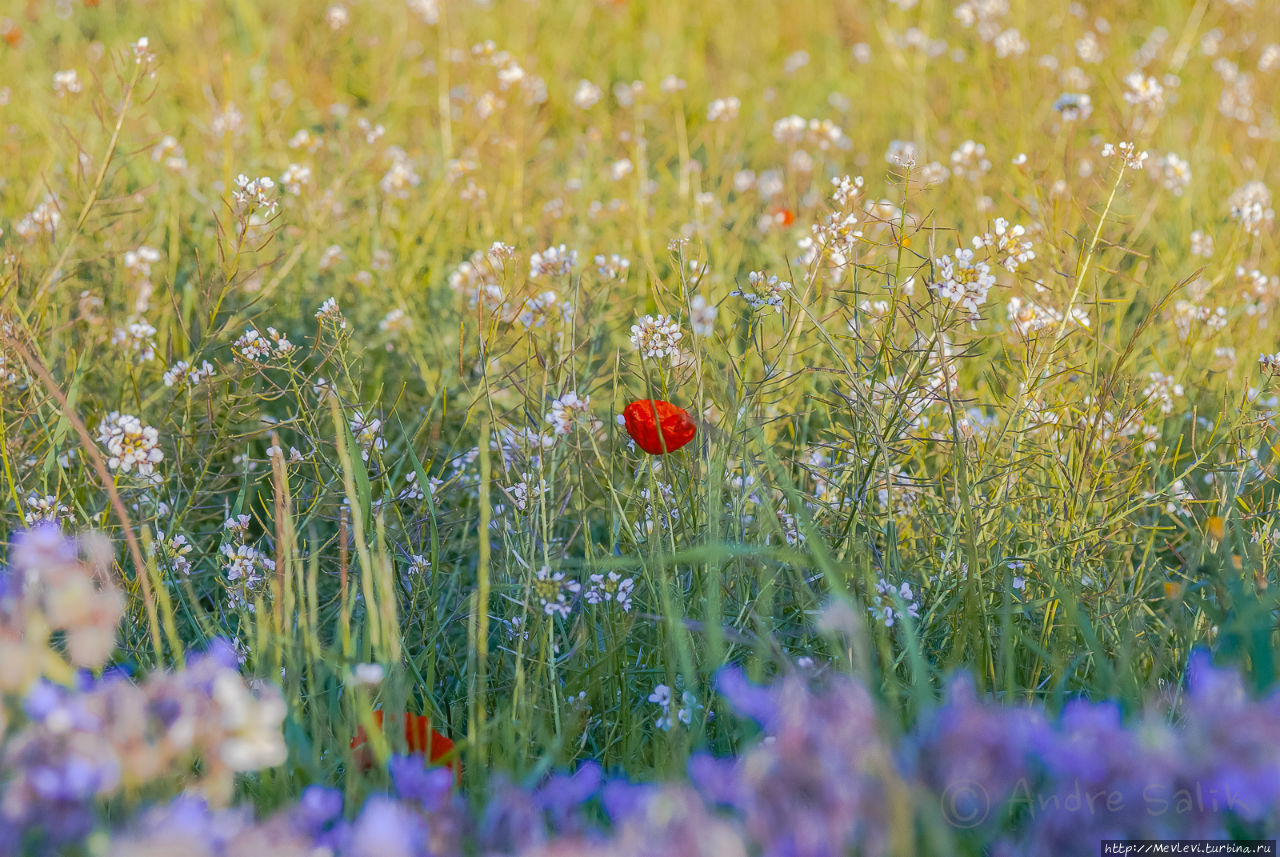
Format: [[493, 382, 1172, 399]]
[[623, 399, 696, 455], [350, 710, 460, 783]]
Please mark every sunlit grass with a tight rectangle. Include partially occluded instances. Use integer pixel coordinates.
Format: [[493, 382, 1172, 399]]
[[1, 0, 1279, 826]]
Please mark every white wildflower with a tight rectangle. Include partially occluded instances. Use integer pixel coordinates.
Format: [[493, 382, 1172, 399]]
[[349, 412, 387, 461], [974, 218, 1035, 272], [530, 244, 577, 278], [163, 359, 216, 390], [315, 297, 346, 329], [731, 271, 791, 313], [629, 314, 683, 360], [689, 294, 718, 337], [585, 571, 635, 611], [531, 566, 580, 618], [931, 248, 995, 315], [96, 412, 164, 476], [52, 69, 81, 97]]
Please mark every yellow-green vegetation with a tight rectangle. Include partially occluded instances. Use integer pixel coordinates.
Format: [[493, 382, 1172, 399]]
[[1, 0, 1279, 825]]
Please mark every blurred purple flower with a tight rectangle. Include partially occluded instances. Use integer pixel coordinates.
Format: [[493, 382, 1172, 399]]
[[349, 795, 428, 857], [390, 754, 454, 811]]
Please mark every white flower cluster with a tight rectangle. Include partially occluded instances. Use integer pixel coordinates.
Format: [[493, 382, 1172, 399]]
[[930, 248, 995, 315], [0, 348, 17, 391], [407, 0, 439, 24], [1142, 371, 1185, 415], [1007, 296, 1090, 337], [111, 320, 159, 364], [1237, 266, 1277, 300], [585, 571, 635, 611], [289, 129, 323, 153], [379, 308, 413, 337], [869, 578, 920, 628], [449, 247, 509, 311], [707, 96, 740, 122], [23, 494, 71, 527], [349, 411, 387, 461], [950, 140, 992, 181], [317, 245, 345, 271], [594, 253, 630, 281], [1148, 478, 1196, 517], [399, 471, 442, 502], [546, 391, 598, 436], [221, 542, 276, 609], [1172, 301, 1227, 342], [149, 532, 193, 575], [994, 28, 1028, 58], [532, 565, 580, 619], [123, 245, 163, 312], [314, 297, 346, 329], [516, 290, 573, 328], [886, 140, 921, 167], [530, 244, 578, 278], [802, 210, 863, 269], [629, 314, 683, 360], [633, 481, 681, 539], [52, 69, 81, 97], [13, 197, 61, 241], [211, 669, 288, 770], [325, 5, 350, 30], [573, 79, 602, 108], [1258, 43, 1280, 73], [212, 104, 245, 139], [689, 295, 718, 337], [1147, 152, 1191, 195], [1189, 231, 1214, 257], [232, 175, 278, 216], [151, 135, 188, 173], [919, 161, 951, 186], [1229, 181, 1274, 237], [831, 174, 865, 208], [279, 163, 312, 196], [123, 246, 162, 281], [648, 682, 701, 731], [771, 115, 850, 151], [131, 36, 156, 67], [731, 271, 791, 314], [163, 359, 216, 390], [97, 412, 164, 476], [954, 0, 1009, 39], [234, 327, 297, 362], [1123, 71, 1165, 111], [973, 218, 1035, 272], [380, 151, 420, 199], [266, 444, 306, 464], [1101, 141, 1149, 170]]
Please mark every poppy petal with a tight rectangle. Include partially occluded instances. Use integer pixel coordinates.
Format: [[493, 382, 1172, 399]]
[[623, 400, 696, 455], [350, 710, 460, 784]]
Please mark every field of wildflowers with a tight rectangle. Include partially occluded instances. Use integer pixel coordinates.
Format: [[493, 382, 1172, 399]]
[[2, 0, 1280, 853]]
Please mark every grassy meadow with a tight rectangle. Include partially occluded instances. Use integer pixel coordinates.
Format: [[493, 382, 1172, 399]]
[[2, 0, 1280, 853]]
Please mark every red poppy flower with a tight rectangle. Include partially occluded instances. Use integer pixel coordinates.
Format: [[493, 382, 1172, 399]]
[[623, 399, 696, 455], [350, 710, 460, 783], [771, 206, 797, 227]]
